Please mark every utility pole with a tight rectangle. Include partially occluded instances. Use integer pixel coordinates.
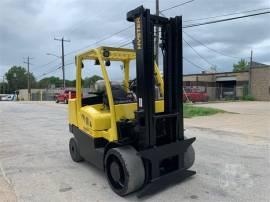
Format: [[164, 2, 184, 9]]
[[2, 75, 5, 94], [24, 56, 34, 101], [155, 0, 159, 66], [54, 37, 70, 89], [249, 50, 253, 95]]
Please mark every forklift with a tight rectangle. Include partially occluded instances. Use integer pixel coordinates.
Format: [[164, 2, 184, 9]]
[[68, 6, 196, 197]]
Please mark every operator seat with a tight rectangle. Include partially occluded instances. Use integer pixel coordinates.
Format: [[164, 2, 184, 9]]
[[95, 80, 134, 106]]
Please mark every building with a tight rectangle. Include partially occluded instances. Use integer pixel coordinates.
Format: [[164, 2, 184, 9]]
[[183, 62, 270, 101], [250, 63, 270, 101]]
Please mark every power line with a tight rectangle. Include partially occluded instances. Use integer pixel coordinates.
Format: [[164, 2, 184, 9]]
[[34, 26, 133, 77], [114, 37, 132, 48], [160, 0, 195, 12], [34, 5, 270, 79], [34, 7, 269, 73], [183, 31, 245, 59], [36, 65, 62, 79], [184, 7, 270, 22], [118, 40, 133, 48], [112, 38, 209, 72], [65, 25, 133, 56], [36, 62, 74, 80], [35, 25, 132, 78], [34, 58, 60, 71], [183, 11, 270, 28], [183, 57, 208, 71], [65, 1, 192, 56], [183, 38, 214, 67]]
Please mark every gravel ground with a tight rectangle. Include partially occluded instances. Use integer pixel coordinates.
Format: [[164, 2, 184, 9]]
[[0, 101, 269, 202]]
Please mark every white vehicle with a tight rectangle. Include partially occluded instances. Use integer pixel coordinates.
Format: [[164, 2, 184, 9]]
[[1, 94, 15, 101]]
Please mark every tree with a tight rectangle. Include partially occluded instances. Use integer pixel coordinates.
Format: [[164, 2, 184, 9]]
[[36, 75, 102, 89], [0, 82, 8, 94], [37, 76, 76, 88], [83, 75, 103, 88], [5, 66, 36, 92], [233, 59, 249, 72], [65, 79, 76, 87], [37, 76, 62, 88]]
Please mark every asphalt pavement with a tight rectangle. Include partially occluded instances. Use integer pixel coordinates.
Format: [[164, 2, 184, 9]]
[[0, 101, 269, 201]]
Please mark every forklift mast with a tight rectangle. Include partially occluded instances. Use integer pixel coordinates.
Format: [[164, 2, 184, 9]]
[[126, 7, 195, 196], [127, 6, 184, 148]]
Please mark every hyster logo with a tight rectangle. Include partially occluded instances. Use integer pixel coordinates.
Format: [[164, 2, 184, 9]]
[[81, 114, 92, 129], [135, 17, 142, 50]]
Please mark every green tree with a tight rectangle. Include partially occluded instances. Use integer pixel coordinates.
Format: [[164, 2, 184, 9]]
[[83, 75, 103, 88], [0, 82, 8, 94], [233, 59, 249, 72], [65, 79, 76, 87], [5, 66, 36, 92], [37, 76, 62, 88]]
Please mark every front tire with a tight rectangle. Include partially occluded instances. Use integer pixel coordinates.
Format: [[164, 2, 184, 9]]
[[69, 138, 83, 162], [105, 146, 145, 196], [184, 136, 195, 169]]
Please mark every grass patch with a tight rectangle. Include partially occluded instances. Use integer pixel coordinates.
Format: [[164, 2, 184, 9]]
[[184, 104, 224, 118], [241, 95, 255, 101]]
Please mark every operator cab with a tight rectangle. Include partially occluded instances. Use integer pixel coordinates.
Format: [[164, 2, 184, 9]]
[[94, 80, 136, 106]]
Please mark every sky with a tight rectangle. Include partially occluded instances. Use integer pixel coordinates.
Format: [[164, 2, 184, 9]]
[[0, 0, 270, 81]]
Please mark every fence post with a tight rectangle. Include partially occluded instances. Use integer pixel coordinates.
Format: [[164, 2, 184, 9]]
[[40, 91, 43, 101]]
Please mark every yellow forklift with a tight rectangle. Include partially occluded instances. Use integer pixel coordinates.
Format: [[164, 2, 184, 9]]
[[68, 6, 195, 197]]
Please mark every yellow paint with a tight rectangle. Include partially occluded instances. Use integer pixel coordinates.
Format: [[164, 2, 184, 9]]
[[69, 46, 164, 142]]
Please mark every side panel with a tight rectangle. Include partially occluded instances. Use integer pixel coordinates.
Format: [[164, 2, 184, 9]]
[[70, 125, 105, 170], [80, 105, 111, 131], [114, 101, 165, 121], [68, 99, 78, 126]]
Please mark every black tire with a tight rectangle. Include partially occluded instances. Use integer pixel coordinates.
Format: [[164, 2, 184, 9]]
[[69, 138, 83, 162], [56, 99, 59, 103], [105, 146, 145, 196], [64, 99, 68, 104], [184, 136, 195, 169]]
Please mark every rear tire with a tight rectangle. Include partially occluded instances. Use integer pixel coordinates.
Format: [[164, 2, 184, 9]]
[[105, 146, 145, 196], [69, 138, 83, 162]]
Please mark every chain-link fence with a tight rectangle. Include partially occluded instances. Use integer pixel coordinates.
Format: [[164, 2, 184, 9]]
[[183, 86, 248, 102], [31, 91, 56, 101], [27, 88, 90, 101], [208, 86, 248, 100]]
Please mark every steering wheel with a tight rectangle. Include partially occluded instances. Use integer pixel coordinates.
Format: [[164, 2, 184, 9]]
[[129, 79, 137, 93]]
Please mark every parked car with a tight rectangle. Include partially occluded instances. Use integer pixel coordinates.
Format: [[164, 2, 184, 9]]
[[183, 92, 208, 102], [55, 90, 76, 104], [1, 94, 15, 101], [183, 86, 208, 102]]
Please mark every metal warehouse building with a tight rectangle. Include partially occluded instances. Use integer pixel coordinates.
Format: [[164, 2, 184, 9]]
[[183, 62, 270, 101]]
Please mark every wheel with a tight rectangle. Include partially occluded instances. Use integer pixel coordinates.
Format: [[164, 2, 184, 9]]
[[105, 146, 145, 196], [184, 136, 195, 169], [56, 99, 59, 103], [69, 138, 83, 162], [64, 99, 68, 104]]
